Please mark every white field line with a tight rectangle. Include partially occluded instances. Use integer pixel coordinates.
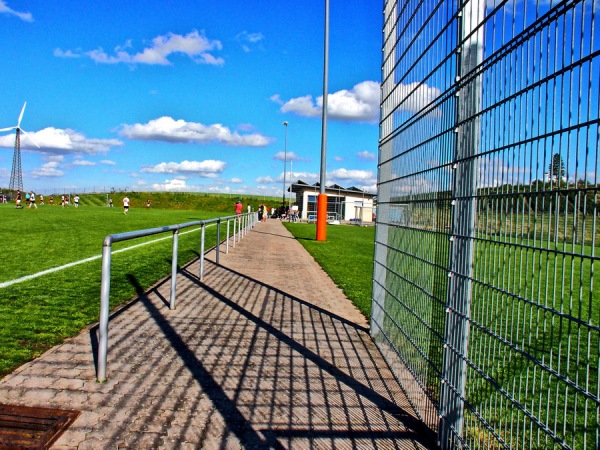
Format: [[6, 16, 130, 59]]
[[0, 224, 216, 289]]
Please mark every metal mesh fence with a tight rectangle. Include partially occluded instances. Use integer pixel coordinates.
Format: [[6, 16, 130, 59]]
[[372, 0, 599, 448]]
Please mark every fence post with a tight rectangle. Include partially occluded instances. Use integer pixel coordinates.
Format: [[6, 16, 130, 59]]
[[97, 238, 113, 382], [200, 223, 205, 280], [439, 0, 484, 446], [170, 229, 179, 310]]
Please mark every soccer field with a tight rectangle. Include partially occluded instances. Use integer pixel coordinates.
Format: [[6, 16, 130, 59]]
[[0, 204, 224, 376]]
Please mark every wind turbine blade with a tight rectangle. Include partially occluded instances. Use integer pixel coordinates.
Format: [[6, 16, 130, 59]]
[[0, 126, 17, 132], [17, 102, 27, 128], [21, 129, 41, 148]]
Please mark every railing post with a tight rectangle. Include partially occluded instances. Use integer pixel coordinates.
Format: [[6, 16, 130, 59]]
[[98, 239, 113, 382], [200, 223, 205, 280], [170, 229, 179, 309], [226, 219, 230, 254], [215, 219, 221, 265], [233, 217, 237, 247]]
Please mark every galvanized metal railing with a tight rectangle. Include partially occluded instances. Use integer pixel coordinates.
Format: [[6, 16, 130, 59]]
[[97, 211, 256, 382]]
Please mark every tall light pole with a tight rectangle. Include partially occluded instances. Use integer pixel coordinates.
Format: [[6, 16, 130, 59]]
[[289, 160, 293, 209], [316, 0, 329, 241], [282, 121, 288, 214]]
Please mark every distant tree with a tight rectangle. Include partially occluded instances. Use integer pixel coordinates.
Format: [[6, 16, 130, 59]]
[[548, 153, 565, 182]]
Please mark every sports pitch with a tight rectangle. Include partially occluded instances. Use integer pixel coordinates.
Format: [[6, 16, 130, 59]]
[[0, 203, 224, 376]]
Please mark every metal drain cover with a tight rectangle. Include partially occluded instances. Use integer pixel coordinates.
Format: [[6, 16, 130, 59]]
[[0, 404, 80, 449]]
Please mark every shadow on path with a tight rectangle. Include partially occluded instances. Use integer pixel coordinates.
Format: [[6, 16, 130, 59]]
[[98, 257, 438, 448]]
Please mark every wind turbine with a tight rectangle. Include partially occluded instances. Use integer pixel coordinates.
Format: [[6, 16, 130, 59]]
[[0, 101, 40, 192]]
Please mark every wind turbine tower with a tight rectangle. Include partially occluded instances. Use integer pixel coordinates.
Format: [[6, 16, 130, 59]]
[[0, 102, 40, 191]]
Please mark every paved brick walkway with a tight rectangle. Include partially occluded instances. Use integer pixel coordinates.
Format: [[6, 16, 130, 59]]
[[0, 219, 437, 449]]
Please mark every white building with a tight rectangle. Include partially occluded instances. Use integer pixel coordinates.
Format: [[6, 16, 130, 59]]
[[287, 180, 376, 223]]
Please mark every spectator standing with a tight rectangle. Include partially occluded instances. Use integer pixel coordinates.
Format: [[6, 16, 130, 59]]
[[258, 204, 264, 222], [39, 194, 44, 205], [235, 200, 243, 221], [109, 198, 113, 207], [74, 195, 80, 208], [49, 195, 54, 205], [146, 199, 151, 208]]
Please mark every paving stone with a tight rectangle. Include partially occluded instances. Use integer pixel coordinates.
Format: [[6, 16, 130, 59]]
[[0, 219, 436, 449]]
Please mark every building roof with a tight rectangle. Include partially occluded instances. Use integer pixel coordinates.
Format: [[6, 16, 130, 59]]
[[289, 180, 375, 198]]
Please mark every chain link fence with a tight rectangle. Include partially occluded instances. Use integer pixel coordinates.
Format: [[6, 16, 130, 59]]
[[372, 0, 599, 448]]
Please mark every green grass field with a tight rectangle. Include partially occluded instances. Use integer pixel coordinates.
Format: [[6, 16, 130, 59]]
[[0, 203, 229, 376], [0, 201, 376, 378], [282, 222, 375, 319]]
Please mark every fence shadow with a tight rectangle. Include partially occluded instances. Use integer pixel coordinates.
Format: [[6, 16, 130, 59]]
[[88, 257, 437, 448]]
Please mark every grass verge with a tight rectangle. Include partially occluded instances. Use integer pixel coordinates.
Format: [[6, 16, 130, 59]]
[[282, 222, 375, 319]]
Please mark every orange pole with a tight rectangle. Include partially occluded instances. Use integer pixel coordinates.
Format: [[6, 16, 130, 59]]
[[316, 193, 327, 241]]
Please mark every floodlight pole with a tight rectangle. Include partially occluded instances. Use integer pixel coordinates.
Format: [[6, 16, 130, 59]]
[[316, 0, 329, 241], [282, 121, 288, 213]]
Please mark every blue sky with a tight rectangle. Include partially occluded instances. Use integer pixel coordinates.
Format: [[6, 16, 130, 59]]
[[0, 0, 382, 196]]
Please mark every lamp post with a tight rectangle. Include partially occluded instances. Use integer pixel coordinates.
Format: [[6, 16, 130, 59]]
[[316, 0, 329, 241], [289, 160, 293, 209], [282, 121, 288, 214]]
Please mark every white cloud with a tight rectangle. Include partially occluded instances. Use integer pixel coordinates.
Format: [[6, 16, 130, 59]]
[[230, 178, 243, 183], [356, 151, 376, 161], [53, 48, 80, 58], [31, 161, 64, 178], [273, 151, 302, 162], [0, 1, 33, 22], [280, 95, 320, 117], [236, 31, 264, 52], [56, 30, 224, 66], [329, 168, 375, 181], [391, 82, 442, 114], [328, 168, 377, 188], [72, 160, 96, 166], [256, 175, 277, 183], [151, 178, 196, 192], [100, 160, 116, 166], [120, 116, 271, 146], [270, 94, 283, 105], [256, 171, 319, 184], [0, 127, 123, 155], [361, 183, 377, 194], [141, 160, 226, 178], [278, 81, 380, 122]]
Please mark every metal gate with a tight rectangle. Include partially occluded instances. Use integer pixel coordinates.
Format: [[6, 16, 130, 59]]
[[372, 0, 599, 448]]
